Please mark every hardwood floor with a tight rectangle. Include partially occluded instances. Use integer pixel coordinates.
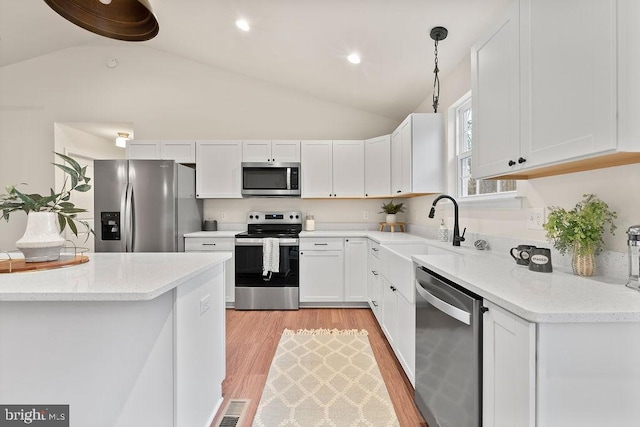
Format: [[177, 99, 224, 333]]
[[211, 307, 427, 427]]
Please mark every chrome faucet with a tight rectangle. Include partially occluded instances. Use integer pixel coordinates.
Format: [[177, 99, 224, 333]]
[[429, 194, 466, 246]]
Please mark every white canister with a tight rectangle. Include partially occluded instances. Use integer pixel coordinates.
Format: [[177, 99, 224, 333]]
[[305, 215, 315, 231]]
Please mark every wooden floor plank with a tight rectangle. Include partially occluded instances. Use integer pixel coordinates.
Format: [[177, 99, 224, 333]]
[[212, 308, 427, 427]]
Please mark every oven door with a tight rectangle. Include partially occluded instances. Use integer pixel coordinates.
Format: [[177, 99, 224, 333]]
[[234, 238, 300, 310]]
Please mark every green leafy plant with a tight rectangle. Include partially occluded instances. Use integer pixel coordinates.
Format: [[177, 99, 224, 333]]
[[543, 194, 617, 256], [0, 152, 92, 237], [379, 200, 406, 214]]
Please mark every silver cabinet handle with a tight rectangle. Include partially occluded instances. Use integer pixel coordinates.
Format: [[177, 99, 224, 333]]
[[314, 243, 328, 246], [371, 271, 378, 276], [372, 247, 379, 252], [202, 243, 217, 246], [372, 301, 378, 307], [415, 280, 471, 325]]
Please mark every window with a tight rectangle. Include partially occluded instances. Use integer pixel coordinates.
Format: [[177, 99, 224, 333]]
[[456, 95, 516, 198]]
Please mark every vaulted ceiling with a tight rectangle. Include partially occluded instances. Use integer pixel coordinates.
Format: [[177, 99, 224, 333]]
[[0, 0, 510, 121]]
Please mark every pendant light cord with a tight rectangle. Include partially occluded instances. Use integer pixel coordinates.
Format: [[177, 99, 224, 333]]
[[432, 38, 440, 113]]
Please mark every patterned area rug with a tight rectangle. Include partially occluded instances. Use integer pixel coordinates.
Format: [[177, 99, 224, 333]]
[[253, 328, 400, 426]]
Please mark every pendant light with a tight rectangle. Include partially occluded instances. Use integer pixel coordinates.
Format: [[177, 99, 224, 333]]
[[43, 0, 159, 42], [430, 26, 448, 113]]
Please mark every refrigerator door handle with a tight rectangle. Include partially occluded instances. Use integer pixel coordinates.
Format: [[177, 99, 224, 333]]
[[119, 184, 128, 252], [125, 183, 134, 252], [129, 185, 135, 251]]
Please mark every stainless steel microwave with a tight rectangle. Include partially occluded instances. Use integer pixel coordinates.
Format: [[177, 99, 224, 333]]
[[241, 162, 301, 197]]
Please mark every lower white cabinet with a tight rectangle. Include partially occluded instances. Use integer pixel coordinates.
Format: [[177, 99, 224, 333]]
[[344, 238, 368, 302], [299, 238, 344, 302], [483, 300, 536, 427], [381, 277, 399, 348], [185, 237, 235, 304]]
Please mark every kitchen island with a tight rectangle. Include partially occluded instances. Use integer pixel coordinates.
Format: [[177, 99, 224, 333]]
[[0, 252, 230, 427]]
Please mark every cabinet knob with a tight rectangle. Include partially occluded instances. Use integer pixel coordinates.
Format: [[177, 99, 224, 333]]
[[396, 190, 401, 193], [372, 301, 378, 307], [508, 160, 516, 166], [518, 157, 527, 164]]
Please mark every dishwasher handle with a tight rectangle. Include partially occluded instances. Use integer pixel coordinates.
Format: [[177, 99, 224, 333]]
[[415, 280, 471, 325]]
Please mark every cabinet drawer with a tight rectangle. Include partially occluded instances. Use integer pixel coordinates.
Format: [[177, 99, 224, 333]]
[[300, 238, 344, 251], [184, 238, 234, 251], [369, 241, 381, 258]]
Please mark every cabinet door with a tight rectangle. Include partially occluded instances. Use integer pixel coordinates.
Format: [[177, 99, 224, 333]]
[[344, 238, 368, 302], [184, 237, 235, 303], [381, 277, 398, 347], [126, 140, 161, 159], [301, 140, 333, 198], [519, 0, 616, 168], [299, 249, 344, 302], [397, 292, 415, 386], [471, 1, 521, 178], [483, 301, 536, 427], [364, 135, 391, 197], [390, 128, 403, 195], [161, 140, 195, 163], [272, 140, 301, 162], [399, 118, 412, 194], [195, 141, 242, 198], [242, 140, 272, 162], [332, 140, 364, 198]]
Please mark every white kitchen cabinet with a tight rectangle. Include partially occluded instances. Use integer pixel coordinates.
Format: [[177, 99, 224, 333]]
[[471, 1, 520, 178], [242, 140, 300, 163], [364, 135, 391, 197], [396, 290, 415, 385], [195, 140, 242, 198], [381, 276, 399, 348], [127, 140, 196, 163], [473, 0, 630, 180], [390, 114, 444, 195], [184, 237, 235, 304], [301, 140, 364, 198], [299, 238, 344, 302], [126, 140, 161, 160], [344, 238, 367, 302], [367, 241, 382, 321], [483, 300, 535, 427]]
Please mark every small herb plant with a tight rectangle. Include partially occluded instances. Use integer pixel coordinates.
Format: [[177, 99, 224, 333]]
[[379, 200, 406, 214], [543, 194, 617, 256], [0, 152, 92, 237]]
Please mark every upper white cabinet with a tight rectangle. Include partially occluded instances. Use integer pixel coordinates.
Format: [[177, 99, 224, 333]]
[[301, 140, 364, 198], [473, 0, 638, 180], [242, 140, 300, 163], [364, 135, 391, 197], [195, 141, 242, 198], [390, 114, 444, 195], [127, 140, 196, 163]]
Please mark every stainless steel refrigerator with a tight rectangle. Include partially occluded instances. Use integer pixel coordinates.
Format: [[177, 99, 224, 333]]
[[94, 160, 202, 253]]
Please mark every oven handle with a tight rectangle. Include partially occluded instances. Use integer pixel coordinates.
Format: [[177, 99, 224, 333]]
[[235, 239, 299, 247], [416, 280, 471, 325]]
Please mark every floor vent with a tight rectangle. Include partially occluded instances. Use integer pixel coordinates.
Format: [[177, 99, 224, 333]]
[[216, 399, 249, 427]]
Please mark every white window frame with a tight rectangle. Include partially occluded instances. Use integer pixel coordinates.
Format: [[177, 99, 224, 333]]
[[449, 91, 521, 209]]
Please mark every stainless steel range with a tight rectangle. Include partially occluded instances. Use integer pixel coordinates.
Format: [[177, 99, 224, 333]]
[[234, 211, 301, 310]]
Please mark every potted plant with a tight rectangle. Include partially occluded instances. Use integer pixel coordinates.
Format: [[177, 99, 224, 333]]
[[0, 152, 92, 262], [543, 194, 617, 276], [380, 200, 405, 225]]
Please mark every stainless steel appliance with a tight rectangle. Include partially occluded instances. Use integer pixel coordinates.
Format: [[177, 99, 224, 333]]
[[627, 225, 640, 291], [241, 162, 300, 197], [94, 160, 202, 253], [235, 211, 301, 310], [415, 266, 484, 427]]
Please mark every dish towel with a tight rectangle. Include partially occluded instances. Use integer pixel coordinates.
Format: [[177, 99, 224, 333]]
[[262, 237, 280, 277]]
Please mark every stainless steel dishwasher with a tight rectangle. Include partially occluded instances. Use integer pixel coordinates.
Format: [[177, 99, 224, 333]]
[[415, 266, 484, 427]]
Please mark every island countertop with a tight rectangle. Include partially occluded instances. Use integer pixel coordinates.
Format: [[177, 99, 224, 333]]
[[0, 252, 231, 302]]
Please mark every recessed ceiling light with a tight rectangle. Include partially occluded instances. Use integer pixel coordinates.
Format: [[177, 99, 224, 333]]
[[235, 19, 250, 32], [347, 53, 361, 64]]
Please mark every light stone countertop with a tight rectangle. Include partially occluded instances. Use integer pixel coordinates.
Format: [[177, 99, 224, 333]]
[[0, 252, 231, 302], [184, 231, 243, 238], [302, 229, 640, 323]]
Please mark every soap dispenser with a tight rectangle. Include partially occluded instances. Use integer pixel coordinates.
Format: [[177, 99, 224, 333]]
[[438, 219, 449, 242]]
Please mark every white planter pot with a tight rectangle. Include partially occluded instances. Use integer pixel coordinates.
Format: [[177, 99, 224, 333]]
[[386, 214, 397, 224], [15, 212, 65, 262]]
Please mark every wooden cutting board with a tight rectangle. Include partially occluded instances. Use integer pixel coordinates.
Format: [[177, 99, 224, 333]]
[[0, 255, 89, 273]]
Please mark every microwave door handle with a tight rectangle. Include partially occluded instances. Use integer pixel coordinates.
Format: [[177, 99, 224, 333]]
[[287, 167, 291, 190], [415, 280, 471, 325]]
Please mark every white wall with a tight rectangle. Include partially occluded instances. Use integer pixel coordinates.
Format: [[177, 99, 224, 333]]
[[0, 44, 399, 249], [406, 55, 637, 254]]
